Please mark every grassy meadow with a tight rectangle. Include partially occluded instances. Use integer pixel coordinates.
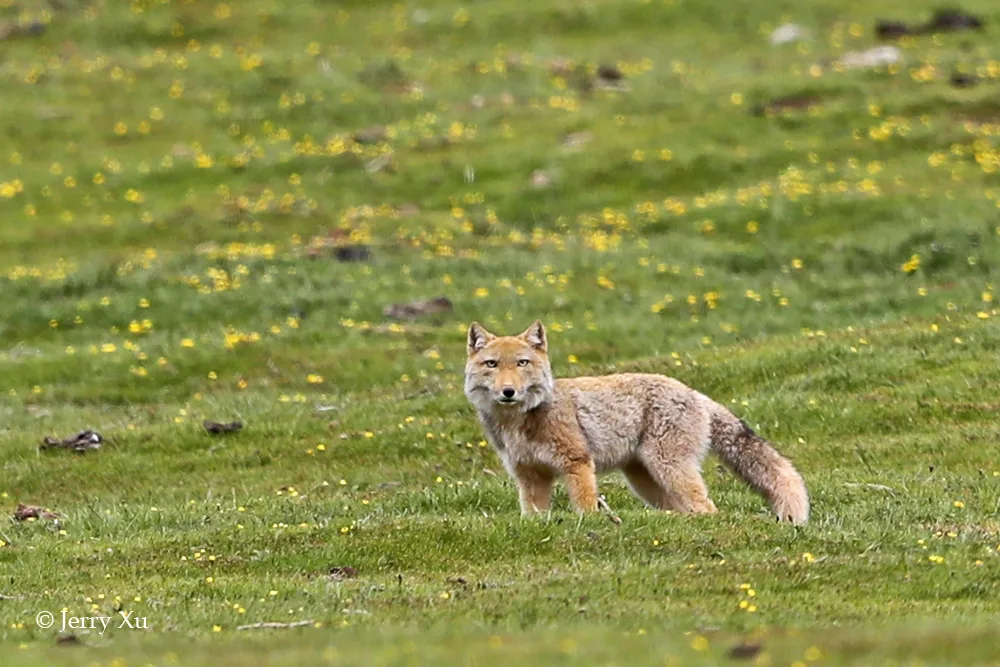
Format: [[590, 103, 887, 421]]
[[1, 0, 999, 664]]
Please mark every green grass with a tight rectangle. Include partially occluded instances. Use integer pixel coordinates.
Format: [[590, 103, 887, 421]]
[[2, 0, 1000, 664]]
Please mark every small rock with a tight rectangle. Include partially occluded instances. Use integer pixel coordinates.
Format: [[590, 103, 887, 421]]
[[530, 170, 553, 189], [595, 64, 629, 91], [398, 203, 421, 217], [770, 23, 810, 45], [0, 20, 45, 41], [40, 430, 102, 453], [876, 9, 984, 40], [547, 57, 574, 77], [25, 405, 52, 418], [352, 125, 387, 145], [383, 296, 453, 321], [751, 94, 821, 117], [875, 19, 913, 39], [333, 245, 372, 262], [837, 46, 902, 69], [561, 131, 593, 152], [364, 153, 396, 174], [950, 71, 977, 88], [329, 566, 358, 581], [14, 503, 61, 522], [924, 9, 984, 33], [597, 64, 624, 82], [728, 643, 763, 660], [203, 420, 243, 435]]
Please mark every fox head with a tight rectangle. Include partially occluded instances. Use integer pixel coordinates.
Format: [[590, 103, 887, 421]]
[[464, 320, 555, 413]]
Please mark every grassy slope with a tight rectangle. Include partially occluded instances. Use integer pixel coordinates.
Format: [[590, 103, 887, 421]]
[[1, 0, 999, 664]]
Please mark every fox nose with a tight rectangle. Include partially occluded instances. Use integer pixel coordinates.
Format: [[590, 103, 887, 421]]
[[502, 387, 516, 399]]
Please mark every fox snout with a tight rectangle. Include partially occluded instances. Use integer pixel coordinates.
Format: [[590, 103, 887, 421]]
[[494, 381, 522, 404]]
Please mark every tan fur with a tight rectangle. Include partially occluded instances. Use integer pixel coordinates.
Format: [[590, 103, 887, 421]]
[[464, 320, 809, 524]]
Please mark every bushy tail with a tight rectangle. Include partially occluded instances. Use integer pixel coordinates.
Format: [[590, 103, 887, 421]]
[[708, 404, 809, 525]]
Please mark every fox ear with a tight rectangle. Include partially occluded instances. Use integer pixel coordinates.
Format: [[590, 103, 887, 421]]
[[467, 322, 495, 356], [520, 320, 547, 353]]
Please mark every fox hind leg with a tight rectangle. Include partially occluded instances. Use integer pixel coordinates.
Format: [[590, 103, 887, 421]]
[[622, 461, 671, 509], [638, 446, 718, 515]]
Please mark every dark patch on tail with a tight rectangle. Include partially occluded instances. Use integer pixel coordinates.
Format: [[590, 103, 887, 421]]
[[709, 413, 727, 444], [732, 421, 760, 452], [710, 413, 758, 450]]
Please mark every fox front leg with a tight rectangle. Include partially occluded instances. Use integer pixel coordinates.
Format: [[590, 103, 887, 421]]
[[514, 465, 554, 515], [563, 461, 599, 513]]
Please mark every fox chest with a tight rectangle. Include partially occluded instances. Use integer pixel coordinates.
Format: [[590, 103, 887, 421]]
[[483, 422, 559, 472]]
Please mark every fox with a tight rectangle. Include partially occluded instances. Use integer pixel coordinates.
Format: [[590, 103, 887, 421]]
[[464, 320, 809, 524]]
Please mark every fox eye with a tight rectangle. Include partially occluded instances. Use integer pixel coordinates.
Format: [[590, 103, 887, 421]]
[[483, 359, 498, 368], [516, 359, 530, 367]]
